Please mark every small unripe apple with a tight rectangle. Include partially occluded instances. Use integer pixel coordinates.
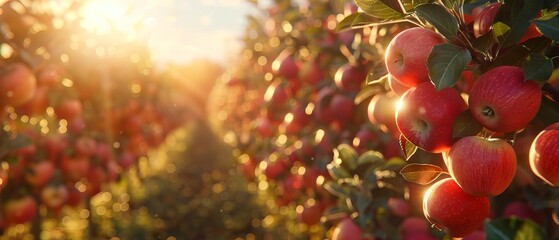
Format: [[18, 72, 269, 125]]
[[446, 136, 517, 197], [423, 178, 490, 238], [469, 66, 541, 133], [396, 82, 467, 153], [385, 27, 444, 87], [529, 122, 559, 186]]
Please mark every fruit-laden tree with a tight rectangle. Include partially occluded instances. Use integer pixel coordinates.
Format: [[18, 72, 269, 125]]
[[213, 0, 559, 239]]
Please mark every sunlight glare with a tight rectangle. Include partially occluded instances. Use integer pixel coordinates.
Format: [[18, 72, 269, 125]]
[[79, 0, 137, 39]]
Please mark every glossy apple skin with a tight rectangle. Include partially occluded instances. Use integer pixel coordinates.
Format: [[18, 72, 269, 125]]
[[0, 63, 37, 107], [469, 66, 541, 133], [334, 63, 367, 92], [385, 27, 444, 87], [446, 136, 517, 196], [423, 178, 490, 238], [396, 82, 467, 153], [298, 59, 322, 85], [529, 122, 559, 186], [272, 52, 299, 78]]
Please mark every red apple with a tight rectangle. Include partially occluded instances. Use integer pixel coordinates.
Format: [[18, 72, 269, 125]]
[[385, 27, 444, 87], [0, 62, 36, 107], [61, 155, 90, 182], [396, 82, 467, 153], [4, 195, 37, 225], [502, 201, 544, 224], [446, 136, 517, 196], [529, 122, 559, 186], [313, 87, 336, 125], [469, 66, 541, 133], [298, 198, 323, 226], [25, 161, 55, 188], [272, 51, 299, 78], [298, 58, 323, 84], [41, 184, 69, 210], [388, 197, 411, 218], [54, 99, 82, 121], [423, 178, 490, 238], [334, 63, 367, 92], [399, 216, 430, 237], [462, 231, 485, 240], [14, 85, 49, 116], [330, 93, 355, 126], [332, 217, 363, 240]]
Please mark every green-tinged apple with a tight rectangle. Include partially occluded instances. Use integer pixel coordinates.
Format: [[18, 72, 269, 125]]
[[385, 27, 444, 87], [469, 66, 541, 133], [334, 63, 367, 92], [0, 62, 36, 107], [423, 178, 490, 238], [446, 136, 517, 196], [396, 82, 467, 153], [529, 122, 559, 186]]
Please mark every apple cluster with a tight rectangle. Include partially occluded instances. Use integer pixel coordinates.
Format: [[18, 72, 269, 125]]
[[214, 0, 559, 239], [0, 1, 191, 234]]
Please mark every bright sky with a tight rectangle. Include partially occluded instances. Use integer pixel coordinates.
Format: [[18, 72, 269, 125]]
[[110, 0, 271, 66]]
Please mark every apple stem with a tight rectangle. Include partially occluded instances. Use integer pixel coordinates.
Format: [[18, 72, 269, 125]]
[[482, 107, 494, 117]]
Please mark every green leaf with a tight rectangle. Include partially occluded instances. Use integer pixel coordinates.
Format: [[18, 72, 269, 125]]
[[415, 3, 459, 39], [427, 43, 471, 91], [323, 181, 350, 198], [534, 11, 559, 42], [495, 0, 544, 47], [485, 218, 547, 240], [399, 135, 418, 161], [356, 0, 405, 20], [357, 151, 385, 167], [490, 36, 552, 68], [473, 31, 497, 53], [399, 163, 444, 185], [336, 13, 378, 32], [493, 22, 511, 37], [335, 144, 359, 170], [327, 163, 352, 180], [354, 85, 382, 105], [523, 54, 554, 84], [402, 0, 431, 11], [366, 62, 389, 85], [452, 110, 483, 139]]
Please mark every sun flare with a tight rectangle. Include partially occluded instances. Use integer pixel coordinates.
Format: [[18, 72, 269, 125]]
[[79, 0, 137, 38]]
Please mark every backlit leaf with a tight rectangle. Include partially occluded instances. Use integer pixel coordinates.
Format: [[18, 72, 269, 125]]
[[356, 0, 405, 20], [399, 163, 444, 185], [399, 135, 418, 161]]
